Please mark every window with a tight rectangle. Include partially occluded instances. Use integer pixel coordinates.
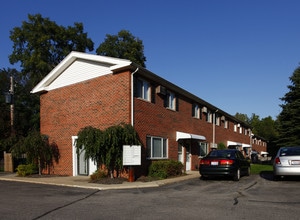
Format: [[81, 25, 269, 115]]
[[215, 115, 220, 126], [192, 103, 200, 118], [224, 120, 228, 129], [199, 142, 208, 157], [165, 91, 176, 110], [234, 124, 237, 132], [147, 136, 167, 159], [136, 78, 150, 101], [206, 111, 212, 123]]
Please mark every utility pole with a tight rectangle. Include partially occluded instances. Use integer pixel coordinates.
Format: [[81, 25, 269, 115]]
[[9, 75, 14, 136]]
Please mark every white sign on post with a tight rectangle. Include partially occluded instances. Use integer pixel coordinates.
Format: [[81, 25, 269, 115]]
[[123, 145, 141, 166]]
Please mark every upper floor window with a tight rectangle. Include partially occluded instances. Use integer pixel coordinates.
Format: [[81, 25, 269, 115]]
[[224, 120, 229, 129], [136, 78, 150, 101], [146, 136, 168, 159], [206, 111, 212, 123], [165, 91, 176, 110], [215, 115, 220, 126], [192, 103, 200, 118], [234, 124, 237, 132]]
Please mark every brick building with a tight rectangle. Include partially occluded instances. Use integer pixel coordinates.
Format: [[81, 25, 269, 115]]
[[31, 51, 267, 176]]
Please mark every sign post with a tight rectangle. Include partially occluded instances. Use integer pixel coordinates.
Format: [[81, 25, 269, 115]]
[[123, 145, 141, 182]]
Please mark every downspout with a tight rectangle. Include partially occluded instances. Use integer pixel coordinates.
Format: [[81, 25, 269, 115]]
[[131, 68, 139, 126]]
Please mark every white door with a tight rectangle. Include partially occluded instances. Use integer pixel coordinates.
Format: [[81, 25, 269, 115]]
[[78, 148, 88, 175], [186, 144, 191, 171], [72, 136, 97, 176]]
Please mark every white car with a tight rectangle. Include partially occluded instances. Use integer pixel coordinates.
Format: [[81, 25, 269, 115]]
[[273, 146, 300, 180]]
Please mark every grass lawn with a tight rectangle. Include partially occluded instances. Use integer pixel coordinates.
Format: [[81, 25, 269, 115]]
[[250, 163, 273, 175]]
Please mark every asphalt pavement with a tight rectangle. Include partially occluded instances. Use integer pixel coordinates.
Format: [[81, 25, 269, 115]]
[[0, 171, 199, 190]]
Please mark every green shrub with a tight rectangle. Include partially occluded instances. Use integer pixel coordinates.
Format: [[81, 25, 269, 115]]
[[90, 169, 108, 180], [217, 142, 226, 150], [149, 160, 183, 179], [16, 164, 38, 177]]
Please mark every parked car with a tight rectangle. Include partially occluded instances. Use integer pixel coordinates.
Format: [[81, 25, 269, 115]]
[[199, 149, 250, 181], [273, 146, 300, 180]]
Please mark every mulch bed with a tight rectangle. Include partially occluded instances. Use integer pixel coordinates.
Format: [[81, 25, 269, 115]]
[[89, 175, 181, 184], [20, 174, 185, 185]]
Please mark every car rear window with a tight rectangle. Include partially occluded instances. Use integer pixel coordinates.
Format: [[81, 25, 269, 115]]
[[209, 150, 233, 158], [280, 147, 300, 156]]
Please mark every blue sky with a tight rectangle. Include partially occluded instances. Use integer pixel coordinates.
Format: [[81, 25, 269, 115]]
[[1, 0, 300, 119]]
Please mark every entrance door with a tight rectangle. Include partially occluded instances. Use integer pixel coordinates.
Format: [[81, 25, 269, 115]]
[[77, 148, 89, 175], [186, 144, 191, 171]]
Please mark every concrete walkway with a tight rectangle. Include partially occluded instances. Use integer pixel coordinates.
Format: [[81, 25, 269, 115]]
[[0, 171, 200, 190]]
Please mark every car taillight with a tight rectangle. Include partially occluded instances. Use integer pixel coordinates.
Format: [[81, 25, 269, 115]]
[[199, 159, 210, 165], [275, 157, 281, 164], [220, 159, 234, 165]]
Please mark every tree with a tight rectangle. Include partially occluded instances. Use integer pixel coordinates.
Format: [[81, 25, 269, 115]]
[[234, 113, 250, 124], [96, 30, 146, 67], [8, 13, 94, 130], [277, 66, 300, 146], [9, 14, 94, 86], [76, 126, 105, 166], [11, 130, 60, 175], [76, 124, 141, 178]]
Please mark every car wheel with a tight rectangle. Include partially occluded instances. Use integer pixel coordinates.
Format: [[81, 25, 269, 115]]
[[201, 175, 208, 180], [233, 168, 240, 181], [273, 174, 281, 181]]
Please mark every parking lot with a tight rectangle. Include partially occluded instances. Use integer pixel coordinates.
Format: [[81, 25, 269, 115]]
[[0, 172, 299, 220]]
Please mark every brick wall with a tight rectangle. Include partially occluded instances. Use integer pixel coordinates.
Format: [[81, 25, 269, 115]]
[[134, 89, 253, 173], [40, 71, 132, 175], [40, 67, 266, 176]]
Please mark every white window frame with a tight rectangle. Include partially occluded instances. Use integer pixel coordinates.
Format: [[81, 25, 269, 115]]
[[206, 111, 212, 123], [192, 103, 200, 118], [199, 142, 208, 158], [137, 78, 150, 101], [216, 115, 220, 126], [224, 120, 228, 129], [166, 91, 176, 110], [147, 136, 168, 159]]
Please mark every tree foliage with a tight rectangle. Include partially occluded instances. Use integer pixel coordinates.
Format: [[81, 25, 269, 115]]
[[96, 30, 146, 67], [76, 124, 141, 177], [11, 130, 60, 175], [277, 66, 300, 146], [9, 14, 94, 86], [234, 112, 279, 155], [4, 13, 94, 137]]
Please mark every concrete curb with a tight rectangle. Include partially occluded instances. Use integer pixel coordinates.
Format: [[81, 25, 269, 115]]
[[0, 171, 200, 190]]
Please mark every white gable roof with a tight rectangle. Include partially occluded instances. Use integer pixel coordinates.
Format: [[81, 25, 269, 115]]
[[31, 51, 132, 93]]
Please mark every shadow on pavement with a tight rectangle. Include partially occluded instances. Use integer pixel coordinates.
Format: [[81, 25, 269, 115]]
[[260, 171, 300, 181]]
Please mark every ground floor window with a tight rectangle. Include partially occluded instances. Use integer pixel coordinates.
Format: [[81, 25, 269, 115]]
[[199, 142, 208, 158], [146, 136, 168, 159]]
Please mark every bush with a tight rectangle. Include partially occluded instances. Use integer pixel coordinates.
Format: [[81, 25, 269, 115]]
[[149, 160, 183, 179], [90, 169, 108, 181], [16, 164, 38, 177]]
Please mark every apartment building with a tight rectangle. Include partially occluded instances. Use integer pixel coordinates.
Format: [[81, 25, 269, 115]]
[[31, 51, 267, 176]]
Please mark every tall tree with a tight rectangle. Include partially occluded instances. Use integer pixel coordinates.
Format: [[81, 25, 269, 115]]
[[277, 66, 300, 146], [8, 13, 94, 130], [96, 30, 146, 67], [9, 13, 94, 86]]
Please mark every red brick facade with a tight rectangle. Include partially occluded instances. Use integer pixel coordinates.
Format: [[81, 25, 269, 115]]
[[34, 52, 267, 176], [40, 71, 132, 175]]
